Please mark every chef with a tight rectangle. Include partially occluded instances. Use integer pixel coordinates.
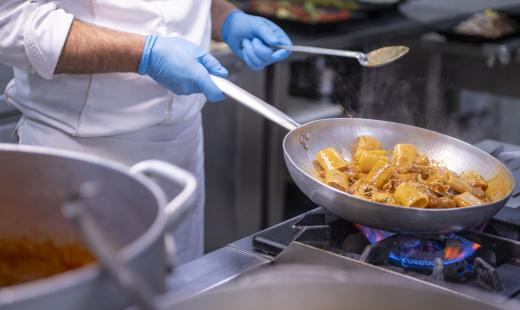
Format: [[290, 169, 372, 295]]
[[0, 1, 291, 264]]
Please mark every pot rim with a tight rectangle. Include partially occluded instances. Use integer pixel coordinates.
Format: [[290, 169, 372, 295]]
[[0, 143, 168, 302]]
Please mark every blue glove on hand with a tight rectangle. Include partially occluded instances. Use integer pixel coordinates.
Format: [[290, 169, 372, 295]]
[[221, 10, 292, 71], [138, 35, 228, 102]]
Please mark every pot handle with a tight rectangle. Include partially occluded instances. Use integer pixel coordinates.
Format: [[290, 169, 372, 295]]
[[130, 160, 197, 228]]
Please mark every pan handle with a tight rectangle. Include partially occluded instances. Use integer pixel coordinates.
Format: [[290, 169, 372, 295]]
[[211, 75, 301, 131], [130, 160, 197, 229]]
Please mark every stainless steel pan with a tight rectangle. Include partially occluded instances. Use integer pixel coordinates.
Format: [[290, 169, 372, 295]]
[[212, 76, 515, 234]]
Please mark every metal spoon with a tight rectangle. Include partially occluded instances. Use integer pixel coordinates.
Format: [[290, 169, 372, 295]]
[[277, 45, 409, 68]]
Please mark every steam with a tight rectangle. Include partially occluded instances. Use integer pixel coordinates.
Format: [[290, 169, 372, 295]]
[[328, 61, 502, 145], [329, 59, 424, 126], [293, 55, 514, 145]]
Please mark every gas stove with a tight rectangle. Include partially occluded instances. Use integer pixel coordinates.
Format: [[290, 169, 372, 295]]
[[250, 139, 520, 306], [165, 139, 520, 307], [252, 206, 520, 305]]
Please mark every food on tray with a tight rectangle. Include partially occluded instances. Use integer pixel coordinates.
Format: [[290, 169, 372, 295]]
[[313, 135, 496, 209], [247, 0, 358, 23], [0, 236, 95, 287], [453, 9, 518, 39]]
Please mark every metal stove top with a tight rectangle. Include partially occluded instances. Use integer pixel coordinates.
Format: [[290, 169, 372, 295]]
[[252, 208, 520, 303]]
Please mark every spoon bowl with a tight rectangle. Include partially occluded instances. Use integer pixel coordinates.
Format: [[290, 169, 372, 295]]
[[276, 44, 409, 68], [361, 45, 410, 67]]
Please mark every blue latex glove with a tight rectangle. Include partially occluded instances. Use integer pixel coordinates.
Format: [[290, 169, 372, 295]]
[[221, 10, 292, 71], [138, 35, 228, 102]]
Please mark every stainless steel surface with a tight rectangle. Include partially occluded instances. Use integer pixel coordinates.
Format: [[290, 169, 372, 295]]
[[216, 78, 515, 234], [163, 212, 306, 304], [164, 246, 270, 303], [284, 118, 515, 234], [278, 45, 363, 60], [278, 45, 409, 67], [211, 75, 300, 131], [169, 261, 514, 310], [0, 145, 194, 310]]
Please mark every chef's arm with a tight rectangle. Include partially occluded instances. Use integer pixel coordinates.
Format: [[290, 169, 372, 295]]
[[0, 0, 74, 79], [0, 1, 143, 76], [55, 20, 144, 74], [54, 20, 226, 101], [58, 0, 240, 74], [211, 0, 237, 41]]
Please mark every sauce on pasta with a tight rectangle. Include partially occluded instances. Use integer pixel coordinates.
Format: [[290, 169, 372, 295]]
[[314, 135, 497, 209]]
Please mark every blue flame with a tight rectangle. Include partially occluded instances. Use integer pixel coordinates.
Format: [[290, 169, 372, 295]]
[[357, 225, 481, 269]]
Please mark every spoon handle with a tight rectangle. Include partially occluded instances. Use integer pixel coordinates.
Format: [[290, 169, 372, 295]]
[[277, 45, 363, 59]]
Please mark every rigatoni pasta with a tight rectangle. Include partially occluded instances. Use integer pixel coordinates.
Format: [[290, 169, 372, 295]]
[[324, 169, 349, 192], [313, 135, 495, 209], [316, 148, 348, 170], [394, 183, 429, 208]]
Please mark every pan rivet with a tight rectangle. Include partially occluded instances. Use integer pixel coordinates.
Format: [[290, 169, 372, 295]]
[[299, 135, 305, 144], [304, 142, 310, 150], [305, 132, 311, 140]]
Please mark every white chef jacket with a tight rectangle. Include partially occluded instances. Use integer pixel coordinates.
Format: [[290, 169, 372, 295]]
[[0, 0, 212, 137], [0, 0, 213, 265]]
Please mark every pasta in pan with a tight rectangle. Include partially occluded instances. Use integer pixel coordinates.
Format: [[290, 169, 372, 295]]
[[314, 135, 495, 209]]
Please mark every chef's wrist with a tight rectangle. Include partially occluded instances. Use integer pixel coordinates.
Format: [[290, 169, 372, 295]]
[[138, 35, 159, 75], [211, 0, 239, 41]]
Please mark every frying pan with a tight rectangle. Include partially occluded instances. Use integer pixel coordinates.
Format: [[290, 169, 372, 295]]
[[211, 76, 515, 234]]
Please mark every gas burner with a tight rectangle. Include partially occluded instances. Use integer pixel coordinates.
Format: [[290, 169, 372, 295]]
[[357, 225, 481, 271], [252, 207, 520, 300], [388, 234, 480, 269]]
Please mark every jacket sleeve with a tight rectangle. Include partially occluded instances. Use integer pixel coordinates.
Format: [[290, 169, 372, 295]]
[[0, 1, 74, 80]]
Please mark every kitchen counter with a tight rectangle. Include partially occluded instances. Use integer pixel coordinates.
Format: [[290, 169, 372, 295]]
[[164, 204, 313, 302], [165, 208, 306, 301]]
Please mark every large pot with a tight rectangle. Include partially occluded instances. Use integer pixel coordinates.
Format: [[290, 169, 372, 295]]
[[0, 144, 196, 310]]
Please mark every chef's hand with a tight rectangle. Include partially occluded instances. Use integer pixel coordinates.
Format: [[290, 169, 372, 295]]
[[221, 10, 292, 71], [138, 35, 228, 102]]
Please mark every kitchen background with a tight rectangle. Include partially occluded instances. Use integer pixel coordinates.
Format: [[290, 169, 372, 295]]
[[2, 0, 520, 251]]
